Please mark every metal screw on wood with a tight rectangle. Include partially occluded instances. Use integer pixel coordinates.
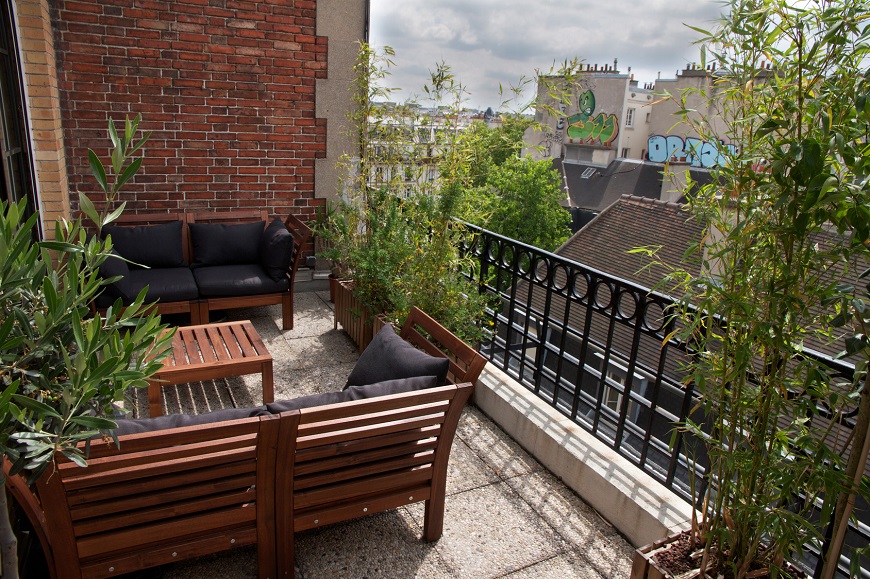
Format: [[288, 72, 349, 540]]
[[363, 507, 368, 512], [409, 496, 413, 500], [314, 519, 319, 524], [109, 567, 114, 573], [231, 538, 236, 544], [172, 552, 178, 557]]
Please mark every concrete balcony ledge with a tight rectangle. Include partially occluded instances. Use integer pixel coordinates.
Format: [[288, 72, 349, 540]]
[[473, 364, 694, 548]]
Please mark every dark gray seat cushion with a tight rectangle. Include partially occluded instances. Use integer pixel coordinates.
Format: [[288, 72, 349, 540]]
[[345, 324, 450, 388], [266, 375, 438, 414], [102, 221, 185, 268], [112, 406, 270, 435], [190, 221, 265, 268], [95, 267, 199, 307], [193, 264, 290, 297]]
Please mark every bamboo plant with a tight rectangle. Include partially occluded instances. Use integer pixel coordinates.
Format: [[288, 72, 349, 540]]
[[654, 1, 870, 576]]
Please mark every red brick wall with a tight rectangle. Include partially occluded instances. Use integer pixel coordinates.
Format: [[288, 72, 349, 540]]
[[53, 0, 327, 221]]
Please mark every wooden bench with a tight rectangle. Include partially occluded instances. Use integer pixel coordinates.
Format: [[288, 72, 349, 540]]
[[6, 307, 486, 578], [27, 412, 282, 579], [94, 210, 311, 330]]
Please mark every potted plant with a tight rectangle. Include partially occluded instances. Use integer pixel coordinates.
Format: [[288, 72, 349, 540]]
[[0, 116, 173, 578], [322, 43, 493, 349], [632, 1, 870, 577]]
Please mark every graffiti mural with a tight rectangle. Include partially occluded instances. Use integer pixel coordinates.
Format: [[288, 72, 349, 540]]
[[647, 135, 738, 168], [566, 90, 619, 147]]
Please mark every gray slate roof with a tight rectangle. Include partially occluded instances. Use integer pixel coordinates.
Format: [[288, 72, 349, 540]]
[[556, 159, 713, 215]]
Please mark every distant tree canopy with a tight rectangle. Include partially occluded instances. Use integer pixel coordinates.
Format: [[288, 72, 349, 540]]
[[452, 117, 571, 252], [475, 155, 571, 252]]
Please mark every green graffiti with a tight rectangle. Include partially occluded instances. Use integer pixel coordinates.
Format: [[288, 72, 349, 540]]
[[566, 90, 620, 147], [577, 90, 595, 120]]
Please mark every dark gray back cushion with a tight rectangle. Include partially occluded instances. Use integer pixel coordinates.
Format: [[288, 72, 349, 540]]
[[267, 375, 438, 413], [102, 221, 185, 268], [259, 217, 295, 281], [345, 324, 449, 388], [190, 221, 265, 267], [112, 406, 270, 435]]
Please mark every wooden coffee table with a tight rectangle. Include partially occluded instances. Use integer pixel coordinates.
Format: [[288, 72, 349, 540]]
[[148, 320, 274, 417]]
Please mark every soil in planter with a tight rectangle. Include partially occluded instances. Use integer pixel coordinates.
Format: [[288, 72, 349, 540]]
[[652, 531, 702, 576], [651, 531, 807, 579]]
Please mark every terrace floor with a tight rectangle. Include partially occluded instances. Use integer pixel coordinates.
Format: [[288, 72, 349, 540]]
[[125, 290, 635, 579]]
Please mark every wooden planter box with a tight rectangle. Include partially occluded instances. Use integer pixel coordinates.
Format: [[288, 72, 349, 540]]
[[630, 533, 682, 579], [631, 532, 807, 579], [334, 279, 375, 351]]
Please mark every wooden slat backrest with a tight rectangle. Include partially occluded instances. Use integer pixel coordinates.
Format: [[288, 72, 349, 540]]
[[399, 307, 487, 386], [35, 413, 282, 579], [187, 209, 268, 226], [274, 383, 474, 577]]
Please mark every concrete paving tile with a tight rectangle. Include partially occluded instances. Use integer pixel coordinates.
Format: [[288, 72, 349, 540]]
[[294, 510, 454, 579], [273, 362, 357, 399], [503, 552, 605, 578], [405, 483, 568, 579], [115, 292, 635, 578], [458, 406, 544, 479], [506, 470, 634, 578], [270, 331, 359, 371], [445, 438, 501, 495], [288, 292, 336, 338]]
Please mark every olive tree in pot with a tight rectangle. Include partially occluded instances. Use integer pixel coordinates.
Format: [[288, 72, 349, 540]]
[[0, 116, 173, 578], [634, 1, 870, 577]]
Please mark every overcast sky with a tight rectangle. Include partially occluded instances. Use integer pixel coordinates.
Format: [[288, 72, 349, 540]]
[[369, 0, 726, 110]]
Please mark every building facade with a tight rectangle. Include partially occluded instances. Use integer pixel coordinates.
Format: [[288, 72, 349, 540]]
[[2, 0, 366, 239], [526, 63, 739, 170]]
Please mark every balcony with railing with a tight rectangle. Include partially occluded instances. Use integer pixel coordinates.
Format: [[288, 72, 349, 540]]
[[458, 223, 870, 578], [71, 225, 868, 578]]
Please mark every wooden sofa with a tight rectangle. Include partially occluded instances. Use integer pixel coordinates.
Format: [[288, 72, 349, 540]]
[[6, 307, 486, 578], [94, 210, 311, 330]]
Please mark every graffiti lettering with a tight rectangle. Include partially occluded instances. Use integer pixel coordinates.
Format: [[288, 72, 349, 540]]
[[647, 135, 737, 168], [565, 90, 620, 148], [538, 130, 563, 158]]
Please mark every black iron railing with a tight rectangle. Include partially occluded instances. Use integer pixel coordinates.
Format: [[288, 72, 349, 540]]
[[457, 222, 869, 578]]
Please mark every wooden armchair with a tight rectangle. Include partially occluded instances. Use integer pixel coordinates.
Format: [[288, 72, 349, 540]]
[[273, 307, 487, 575]]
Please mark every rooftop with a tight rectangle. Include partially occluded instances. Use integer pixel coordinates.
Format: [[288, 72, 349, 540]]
[[124, 290, 635, 579]]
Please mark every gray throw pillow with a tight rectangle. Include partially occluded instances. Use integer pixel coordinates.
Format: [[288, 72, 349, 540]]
[[259, 217, 295, 281], [266, 375, 438, 413], [345, 324, 450, 388]]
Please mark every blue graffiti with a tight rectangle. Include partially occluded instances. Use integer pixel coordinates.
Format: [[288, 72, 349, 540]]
[[647, 135, 738, 168]]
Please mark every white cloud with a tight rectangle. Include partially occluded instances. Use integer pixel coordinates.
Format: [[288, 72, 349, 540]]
[[370, 0, 724, 109]]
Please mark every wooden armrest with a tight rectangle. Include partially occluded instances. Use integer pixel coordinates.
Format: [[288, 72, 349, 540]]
[[400, 307, 487, 385]]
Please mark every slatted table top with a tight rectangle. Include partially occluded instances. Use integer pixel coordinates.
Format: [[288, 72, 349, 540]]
[[158, 320, 271, 374], [149, 320, 274, 416]]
